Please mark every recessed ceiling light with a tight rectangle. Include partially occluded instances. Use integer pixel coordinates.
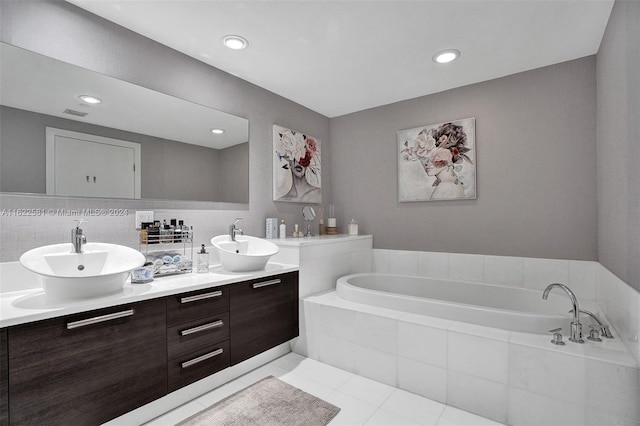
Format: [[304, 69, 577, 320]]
[[211, 128, 225, 134], [223, 35, 248, 50], [433, 49, 461, 64], [79, 95, 102, 104]]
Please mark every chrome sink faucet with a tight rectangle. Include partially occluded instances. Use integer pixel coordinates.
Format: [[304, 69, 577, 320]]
[[72, 220, 87, 253], [542, 283, 584, 343], [229, 218, 243, 241]]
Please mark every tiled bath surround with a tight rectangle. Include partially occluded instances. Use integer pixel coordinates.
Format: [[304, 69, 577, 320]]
[[296, 248, 640, 425], [371, 249, 640, 364]]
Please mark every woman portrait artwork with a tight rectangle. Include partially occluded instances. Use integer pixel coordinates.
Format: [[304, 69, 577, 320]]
[[273, 124, 321, 203], [398, 118, 476, 201]]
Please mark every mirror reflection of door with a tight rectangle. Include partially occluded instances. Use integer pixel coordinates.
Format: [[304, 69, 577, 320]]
[[46, 127, 141, 198]]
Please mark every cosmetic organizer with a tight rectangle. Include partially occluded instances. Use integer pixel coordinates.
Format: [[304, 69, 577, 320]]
[[139, 228, 194, 277]]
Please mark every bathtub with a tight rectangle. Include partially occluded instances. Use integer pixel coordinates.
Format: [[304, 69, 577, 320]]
[[336, 273, 572, 334]]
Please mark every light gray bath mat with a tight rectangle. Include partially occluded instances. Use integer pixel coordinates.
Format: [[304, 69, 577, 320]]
[[177, 376, 340, 426]]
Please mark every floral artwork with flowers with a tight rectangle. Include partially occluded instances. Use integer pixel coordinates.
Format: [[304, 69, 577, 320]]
[[397, 118, 476, 201], [273, 124, 321, 203]]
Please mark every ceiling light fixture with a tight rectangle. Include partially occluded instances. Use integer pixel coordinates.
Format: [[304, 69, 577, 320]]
[[79, 95, 102, 104], [222, 35, 248, 50], [211, 128, 225, 134], [432, 49, 461, 64]]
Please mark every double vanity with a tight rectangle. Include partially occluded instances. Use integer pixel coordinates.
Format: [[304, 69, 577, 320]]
[[0, 236, 298, 425]]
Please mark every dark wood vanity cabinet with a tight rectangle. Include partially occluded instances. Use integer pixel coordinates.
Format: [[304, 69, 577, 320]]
[[230, 271, 299, 365], [1, 329, 8, 426], [2, 270, 299, 424], [7, 299, 167, 425]]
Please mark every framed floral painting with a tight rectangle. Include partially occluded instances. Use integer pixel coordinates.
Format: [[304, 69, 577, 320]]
[[273, 124, 322, 203], [397, 118, 476, 202]]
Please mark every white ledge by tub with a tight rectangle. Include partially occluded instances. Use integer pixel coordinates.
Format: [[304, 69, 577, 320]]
[[0, 261, 298, 328]]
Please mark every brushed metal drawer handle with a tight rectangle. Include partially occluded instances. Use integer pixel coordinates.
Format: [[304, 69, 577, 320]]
[[252, 279, 281, 289], [180, 290, 223, 304], [180, 320, 224, 336], [181, 348, 224, 368], [66, 309, 134, 329]]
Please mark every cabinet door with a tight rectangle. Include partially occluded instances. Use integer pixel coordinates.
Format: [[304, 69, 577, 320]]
[[8, 299, 167, 425], [229, 272, 299, 365], [1, 329, 7, 426]]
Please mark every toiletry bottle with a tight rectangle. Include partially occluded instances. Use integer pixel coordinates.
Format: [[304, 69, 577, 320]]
[[140, 222, 150, 244], [160, 220, 169, 243], [294, 224, 299, 237], [196, 244, 209, 273], [174, 220, 182, 243], [148, 225, 159, 244], [170, 219, 178, 242], [279, 220, 286, 239], [348, 219, 359, 235]]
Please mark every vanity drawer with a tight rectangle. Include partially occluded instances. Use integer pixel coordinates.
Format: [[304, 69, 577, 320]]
[[167, 313, 229, 360], [166, 286, 229, 327], [230, 272, 297, 311], [168, 341, 229, 393]]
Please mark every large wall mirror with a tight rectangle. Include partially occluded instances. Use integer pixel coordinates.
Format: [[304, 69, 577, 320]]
[[0, 42, 249, 203]]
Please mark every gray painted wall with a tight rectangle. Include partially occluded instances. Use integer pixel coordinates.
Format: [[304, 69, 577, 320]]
[[596, 0, 640, 291], [0, 0, 330, 261], [219, 142, 249, 204], [330, 57, 598, 261]]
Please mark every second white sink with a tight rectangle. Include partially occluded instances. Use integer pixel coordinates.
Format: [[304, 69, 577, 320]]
[[211, 235, 279, 272]]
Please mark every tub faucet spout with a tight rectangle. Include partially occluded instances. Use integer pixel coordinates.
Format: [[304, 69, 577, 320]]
[[542, 283, 584, 344]]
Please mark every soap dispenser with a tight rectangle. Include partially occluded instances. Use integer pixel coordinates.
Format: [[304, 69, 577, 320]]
[[196, 244, 209, 273]]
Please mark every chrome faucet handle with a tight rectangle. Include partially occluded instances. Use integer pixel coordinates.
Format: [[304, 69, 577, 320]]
[[548, 328, 566, 346], [601, 325, 614, 339], [587, 325, 602, 342], [74, 219, 88, 230]]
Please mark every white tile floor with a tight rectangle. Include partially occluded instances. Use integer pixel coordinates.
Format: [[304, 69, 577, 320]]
[[145, 352, 505, 426]]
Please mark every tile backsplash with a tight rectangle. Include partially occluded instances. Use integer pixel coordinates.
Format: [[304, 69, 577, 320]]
[[373, 249, 597, 301], [0, 194, 257, 263]]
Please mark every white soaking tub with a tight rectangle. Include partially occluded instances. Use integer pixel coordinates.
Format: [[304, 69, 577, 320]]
[[336, 273, 572, 334]]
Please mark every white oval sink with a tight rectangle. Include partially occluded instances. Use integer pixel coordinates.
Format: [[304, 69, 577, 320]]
[[211, 235, 279, 272], [19, 243, 145, 300]]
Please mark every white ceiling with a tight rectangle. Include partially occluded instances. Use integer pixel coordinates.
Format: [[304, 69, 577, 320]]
[[67, 0, 614, 118]]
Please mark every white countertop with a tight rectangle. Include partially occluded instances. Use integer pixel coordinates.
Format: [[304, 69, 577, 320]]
[[0, 261, 298, 328]]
